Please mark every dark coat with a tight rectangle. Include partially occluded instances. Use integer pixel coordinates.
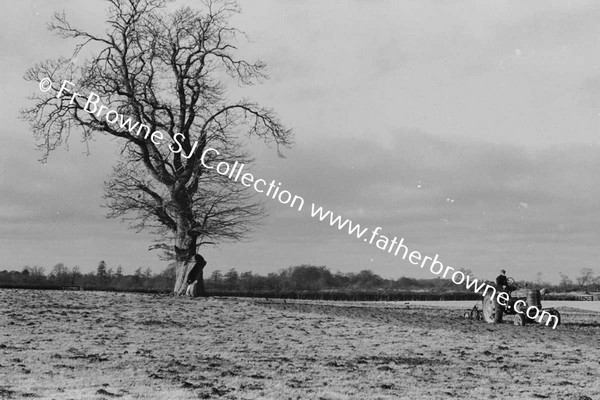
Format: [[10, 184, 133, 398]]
[[496, 274, 508, 287], [186, 259, 205, 284]]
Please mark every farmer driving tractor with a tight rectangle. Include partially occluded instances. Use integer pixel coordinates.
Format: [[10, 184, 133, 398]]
[[469, 268, 561, 327], [496, 269, 517, 293]]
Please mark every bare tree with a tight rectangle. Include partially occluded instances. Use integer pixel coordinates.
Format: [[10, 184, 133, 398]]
[[29, 266, 46, 279], [558, 272, 572, 292], [576, 268, 594, 290], [21, 0, 292, 296], [51, 263, 71, 286]]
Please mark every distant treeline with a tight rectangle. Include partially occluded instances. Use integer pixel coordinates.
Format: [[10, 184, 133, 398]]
[[205, 265, 480, 294], [1, 262, 599, 300], [205, 265, 600, 296], [0, 261, 173, 292]]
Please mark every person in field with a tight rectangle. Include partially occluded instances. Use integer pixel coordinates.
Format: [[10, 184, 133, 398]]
[[496, 269, 517, 292], [496, 269, 508, 288], [185, 254, 207, 297]]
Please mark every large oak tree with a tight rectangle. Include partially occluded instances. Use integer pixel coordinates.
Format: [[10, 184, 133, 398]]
[[21, 0, 292, 296]]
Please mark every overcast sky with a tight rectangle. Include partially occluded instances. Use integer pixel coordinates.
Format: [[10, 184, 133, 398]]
[[2, 0, 600, 283]]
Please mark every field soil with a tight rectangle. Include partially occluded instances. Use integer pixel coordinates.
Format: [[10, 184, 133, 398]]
[[1, 289, 599, 400]]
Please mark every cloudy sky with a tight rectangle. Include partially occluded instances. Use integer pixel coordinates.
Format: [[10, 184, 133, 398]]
[[2, 0, 600, 283]]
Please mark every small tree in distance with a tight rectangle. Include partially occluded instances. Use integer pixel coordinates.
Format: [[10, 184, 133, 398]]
[[21, 0, 292, 296], [558, 272, 573, 292], [97, 260, 108, 286], [576, 268, 594, 289], [224, 268, 239, 287]]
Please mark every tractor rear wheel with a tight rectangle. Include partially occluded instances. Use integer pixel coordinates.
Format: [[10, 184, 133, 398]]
[[482, 293, 503, 323]]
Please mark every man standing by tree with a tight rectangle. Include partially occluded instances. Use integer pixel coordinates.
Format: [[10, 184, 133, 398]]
[[185, 254, 207, 297]]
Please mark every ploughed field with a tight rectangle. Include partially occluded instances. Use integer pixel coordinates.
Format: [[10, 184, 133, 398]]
[[1, 290, 599, 400]]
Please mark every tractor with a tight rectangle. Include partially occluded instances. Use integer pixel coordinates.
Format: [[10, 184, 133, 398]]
[[481, 276, 561, 326]]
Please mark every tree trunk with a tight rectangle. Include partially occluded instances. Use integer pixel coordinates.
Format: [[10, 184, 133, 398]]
[[173, 258, 193, 295]]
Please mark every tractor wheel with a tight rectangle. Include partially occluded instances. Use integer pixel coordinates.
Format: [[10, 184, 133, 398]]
[[546, 309, 561, 326], [514, 313, 526, 326], [482, 293, 502, 323]]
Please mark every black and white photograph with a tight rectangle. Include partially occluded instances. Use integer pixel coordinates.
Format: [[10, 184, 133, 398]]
[[1, 1, 600, 399]]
